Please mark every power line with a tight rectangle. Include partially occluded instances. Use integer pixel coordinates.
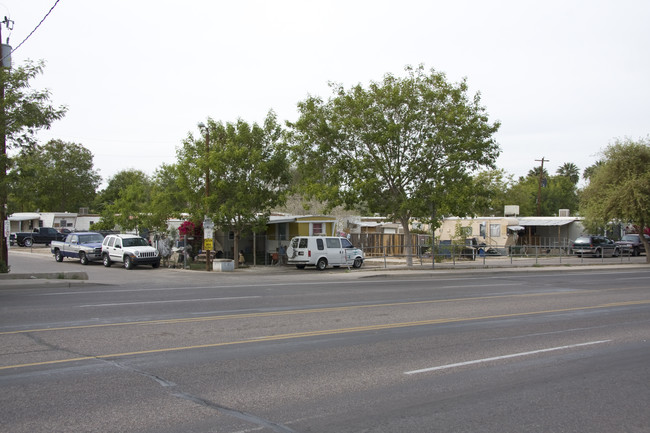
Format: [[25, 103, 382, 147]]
[[1, 0, 61, 63]]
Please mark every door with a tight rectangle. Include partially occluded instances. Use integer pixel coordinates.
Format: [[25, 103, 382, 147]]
[[109, 237, 123, 261], [326, 237, 344, 265]]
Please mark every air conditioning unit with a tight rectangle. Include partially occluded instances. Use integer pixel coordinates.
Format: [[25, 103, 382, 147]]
[[558, 209, 570, 217], [504, 205, 519, 216]]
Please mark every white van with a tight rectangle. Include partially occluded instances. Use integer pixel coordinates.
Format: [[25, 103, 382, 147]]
[[287, 236, 364, 270]]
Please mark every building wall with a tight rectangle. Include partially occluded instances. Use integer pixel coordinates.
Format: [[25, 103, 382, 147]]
[[436, 217, 519, 247]]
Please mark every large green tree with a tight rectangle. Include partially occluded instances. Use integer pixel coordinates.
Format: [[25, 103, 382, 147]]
[[289, 65, 501, 265], [580, 137, 650, 263], [8, 139, 100, 212], [1, 60, 66, 266], [93, 169, 153, 232], [507, 172, 579, 216], [177, 111, 291, 266], [471, 169, 512, 216]]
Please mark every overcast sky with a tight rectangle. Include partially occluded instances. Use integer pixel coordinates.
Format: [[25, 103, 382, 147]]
[[2, 0, 649, 188]]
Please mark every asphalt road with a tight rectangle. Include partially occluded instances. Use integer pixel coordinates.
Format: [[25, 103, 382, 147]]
[[1, 249, 649, 432]]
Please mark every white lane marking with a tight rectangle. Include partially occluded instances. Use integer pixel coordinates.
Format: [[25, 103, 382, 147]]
[[404, 340, 611, 375], [45, 281, 521, 296], [79, 296, 261, 307]]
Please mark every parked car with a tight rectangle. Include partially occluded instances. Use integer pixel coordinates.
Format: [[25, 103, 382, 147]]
[[287, 236, 364, 270], [11, 227, 66, 247], [571, 235, 620, 258], [101, 234, 160, 269], [615, 234, 649, 256], [51, 232, 105, 265]]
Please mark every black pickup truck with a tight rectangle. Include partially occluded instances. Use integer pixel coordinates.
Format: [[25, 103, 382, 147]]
[[10, 227, 66, 247]]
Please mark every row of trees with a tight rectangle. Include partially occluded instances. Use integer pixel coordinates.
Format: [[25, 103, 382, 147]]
[[3, 61, 649, 265]]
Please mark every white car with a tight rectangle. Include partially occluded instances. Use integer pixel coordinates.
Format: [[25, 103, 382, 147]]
[[287, 236, 364, 270], [101, 234, 160, 269]]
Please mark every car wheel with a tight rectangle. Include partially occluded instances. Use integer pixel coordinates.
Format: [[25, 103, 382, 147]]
[[296, 264, 306, 269], [79, 252, 89, 265], [103, 254, 112, 267], [353, 258, 363, 268], [24, 238, 33, 247], [633, 247, 640, 257], [595, 248, 602, 258], [316, 258, 327, 271], [124, 256, 134, 270], [152, 261, 160, 269], [54, 249, 64, 262], [613, 247, 620, 258]]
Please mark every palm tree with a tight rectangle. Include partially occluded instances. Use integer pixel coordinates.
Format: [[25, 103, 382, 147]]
[[556, 162, 580, 184]]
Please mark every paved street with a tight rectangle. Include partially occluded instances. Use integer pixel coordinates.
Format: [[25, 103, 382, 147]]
[[1, 247, 649, 432]]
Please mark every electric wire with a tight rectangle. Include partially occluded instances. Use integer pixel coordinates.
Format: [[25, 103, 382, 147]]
[[1, 0, 61, 64]]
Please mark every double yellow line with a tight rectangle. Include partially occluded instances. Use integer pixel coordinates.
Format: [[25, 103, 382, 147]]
[[2, 298, 648, 371]]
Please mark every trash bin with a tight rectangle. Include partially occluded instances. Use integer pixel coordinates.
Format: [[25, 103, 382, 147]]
[[213, 259, 234, 272]]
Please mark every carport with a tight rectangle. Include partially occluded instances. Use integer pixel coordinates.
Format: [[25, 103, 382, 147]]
[[517, 217, 585, 248]]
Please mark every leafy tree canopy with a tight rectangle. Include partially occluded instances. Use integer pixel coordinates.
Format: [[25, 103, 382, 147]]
[[8, 139, 100, 213], [176, 111, 291, 266], [1, 60, 67, 149], [556, 162, 580, 185], [580, 137, 650, 262], [93, 169, 153, 232], [507, 171, 579, 216], [288, 65, 501, 265]]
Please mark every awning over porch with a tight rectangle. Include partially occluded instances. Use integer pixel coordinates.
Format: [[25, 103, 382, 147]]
[[518, 217, 578, 227]]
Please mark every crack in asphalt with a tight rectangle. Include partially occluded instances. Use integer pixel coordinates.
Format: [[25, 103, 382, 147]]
[[106, 359, 298, 433], [23, 334, 298, 432]]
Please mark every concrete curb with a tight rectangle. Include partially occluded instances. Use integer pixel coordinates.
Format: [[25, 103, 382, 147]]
[[0, 272, 88, 280]]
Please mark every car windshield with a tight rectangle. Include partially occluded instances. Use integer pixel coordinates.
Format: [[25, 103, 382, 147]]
[[123, 237, 149, 247], [621, 235, 638, 241], [78, 234, 104, 244], [574, 237, 591, 243]]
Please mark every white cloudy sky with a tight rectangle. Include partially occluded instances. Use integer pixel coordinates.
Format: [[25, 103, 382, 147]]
[[2, 0, 649, 188]]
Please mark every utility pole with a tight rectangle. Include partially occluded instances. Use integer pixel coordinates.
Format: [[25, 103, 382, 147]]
[[0, 16, 13, 268], [535, 157, 548, 216], [198, 122, 212, 271]]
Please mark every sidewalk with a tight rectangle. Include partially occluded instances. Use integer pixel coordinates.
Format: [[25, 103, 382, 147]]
[[2, 244, 648, 288]]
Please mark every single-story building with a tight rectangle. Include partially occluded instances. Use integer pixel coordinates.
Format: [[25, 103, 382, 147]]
[[8, 211, 102, 233], [435, 217, 522, 252]]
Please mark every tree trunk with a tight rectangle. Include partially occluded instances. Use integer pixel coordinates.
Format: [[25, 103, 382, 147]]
[[233, 229, 240, 269], [400, 217, 413, 267]]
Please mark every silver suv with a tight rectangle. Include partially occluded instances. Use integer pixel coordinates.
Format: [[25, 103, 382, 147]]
[[101, 234, 160, 269]]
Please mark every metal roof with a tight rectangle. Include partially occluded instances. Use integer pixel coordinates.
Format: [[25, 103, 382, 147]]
[[518, 217, 579, 227]]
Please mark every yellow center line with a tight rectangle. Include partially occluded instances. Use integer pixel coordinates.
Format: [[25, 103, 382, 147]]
[[0, 289, 610, 336], [2, 299, 648, 371]]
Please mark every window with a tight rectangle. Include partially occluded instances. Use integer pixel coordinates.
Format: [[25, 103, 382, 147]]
[[461, 226, 473, 237], [341, 238, 353, 248], [489, 224, 501, 237], [480, 223, 486, 238], [316, 238, 324, 250], [278, 223, 288, 240], [312, 223, 323, 235], [326, 238, 341, 248]]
